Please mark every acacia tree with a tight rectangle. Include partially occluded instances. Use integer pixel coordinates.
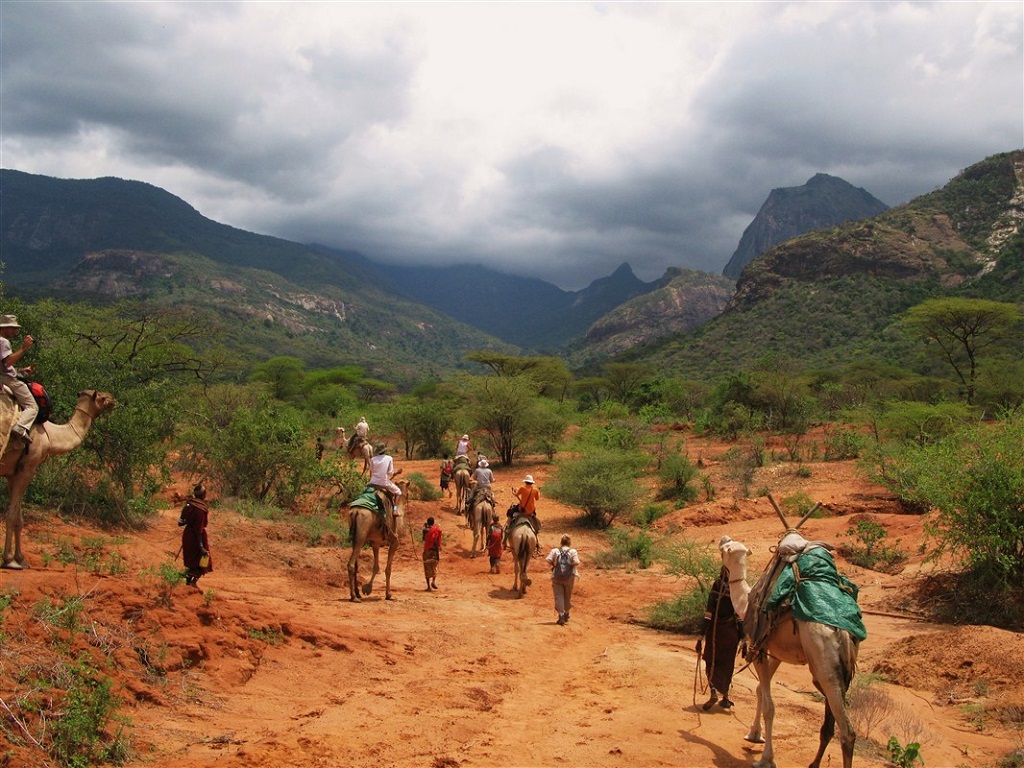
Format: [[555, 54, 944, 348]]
[[903, 298, 1022, 405], [31, 300, 215, 521], [459, 374, 551, 465], [602, 362, 654, 406]]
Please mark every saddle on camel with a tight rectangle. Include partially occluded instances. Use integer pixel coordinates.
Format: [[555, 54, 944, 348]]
[[347, 486, 400, 537]]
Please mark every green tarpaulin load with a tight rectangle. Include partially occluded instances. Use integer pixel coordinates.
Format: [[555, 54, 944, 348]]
[[765, 544, 867, 641]]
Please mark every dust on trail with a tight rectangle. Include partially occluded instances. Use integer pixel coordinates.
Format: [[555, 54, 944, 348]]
[[1, 444, 1021, 768]]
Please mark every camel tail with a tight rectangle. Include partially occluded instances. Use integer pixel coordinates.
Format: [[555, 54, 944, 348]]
[[348, 508, 358, 541], [839, 633, 860, 692]]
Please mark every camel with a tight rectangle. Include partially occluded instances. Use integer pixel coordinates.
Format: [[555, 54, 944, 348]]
[[452, 463, 472, 514], [346, 479, 408, 602], [509, 519, 537, 598], [467, 495, 493, 557], [1, 390, 118, 569], [348, 436, 373, 475], [329, 427, 347, 450], [720, 496, 863, 768]]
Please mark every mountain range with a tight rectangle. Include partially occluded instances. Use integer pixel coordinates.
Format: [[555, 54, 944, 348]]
[[2, 150, 1020, 382]]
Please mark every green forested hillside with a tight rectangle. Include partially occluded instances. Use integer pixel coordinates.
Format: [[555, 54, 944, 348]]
[[0, 170, 513, 379], [625, 150, 1023, 378]]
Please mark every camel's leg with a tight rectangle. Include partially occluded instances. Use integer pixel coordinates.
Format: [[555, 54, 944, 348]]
[[347, 550, 361, 602], [809, 695, 837, 768], [3, 505, 24, 569], [804, 630, 857, 768], [347, 543, 363, 602], [745, 662, 766, 744], [3, 477, 32, 569], [383, 540, 396, 600], [361, 544, 380, 596], [752, 659, 781, 768]]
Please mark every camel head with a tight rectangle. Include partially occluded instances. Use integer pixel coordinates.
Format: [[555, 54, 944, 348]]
[[719, 536, 751, 579], [77, 390, 118, 417]]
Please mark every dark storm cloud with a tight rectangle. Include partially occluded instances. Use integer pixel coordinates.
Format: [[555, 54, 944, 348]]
[[2, 2, 1020, 289]]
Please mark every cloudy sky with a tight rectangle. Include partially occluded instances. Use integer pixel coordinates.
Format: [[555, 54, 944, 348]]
[[2, 2, 1021, 289]]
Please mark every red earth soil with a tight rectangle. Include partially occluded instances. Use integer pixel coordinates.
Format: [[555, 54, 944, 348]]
[[2, 429, 1022, 768]]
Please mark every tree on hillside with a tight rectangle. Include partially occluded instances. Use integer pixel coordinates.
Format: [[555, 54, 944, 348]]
[[251, 356, 305, 400], [458, 375, 552, 465], [752, 353, 813, 430], [465, 352, 573, 400], [903, 298, 1022, 405], [381, 396, 454, 459], [602, 362, 654, 405]]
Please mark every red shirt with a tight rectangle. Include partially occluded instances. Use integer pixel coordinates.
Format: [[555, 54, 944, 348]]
[[423, 524, 442, 553], [487, 525, 503, 558]]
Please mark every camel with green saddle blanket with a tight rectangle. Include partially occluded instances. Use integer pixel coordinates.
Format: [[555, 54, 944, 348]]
[[719, 495, 865, 768], [346, 479, 408, 602]]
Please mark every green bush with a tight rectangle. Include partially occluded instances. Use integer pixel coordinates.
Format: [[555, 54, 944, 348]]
[[631, 502, 671, 527], [546, 447, 646, 528], [886, 736, 924, 768], [644, 590, 706, 633], [822, 424, 868, 460], [656, 450, 700, 504], [840, 518, 907, 573], [49, 658, 131, 768], [607, 529, 655, 569], [870, 415, 1024, 590], [405, 471, 442, 501]]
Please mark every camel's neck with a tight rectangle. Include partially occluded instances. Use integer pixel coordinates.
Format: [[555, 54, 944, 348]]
[[45, 406, 95, 455], [729, 561, 751, 618]]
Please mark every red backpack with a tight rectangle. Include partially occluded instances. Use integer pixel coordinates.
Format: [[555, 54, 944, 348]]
[[27, 381, 52, 423]]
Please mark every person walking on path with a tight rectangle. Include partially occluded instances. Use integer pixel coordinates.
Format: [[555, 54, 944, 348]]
[[422, 516, 441, 591], [178, 484, 213, 588], [486, 514, 504, 574], [697, 535, 744, 711], [439, 454, 454, 499], [545, 534, 580, 626], [0, 315, 37, 444]]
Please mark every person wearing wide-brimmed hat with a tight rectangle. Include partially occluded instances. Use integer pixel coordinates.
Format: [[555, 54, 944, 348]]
[[0, 314, 37, 444], [467, 457, 495, 513], [511, 474, 542, 554]]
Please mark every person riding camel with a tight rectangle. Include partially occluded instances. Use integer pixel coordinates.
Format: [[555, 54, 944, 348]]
[[466, 457, 495, 514], [0, 315, 37, 445], [348, 416, 369, 453], [368, 444, 403, 519], [508, 474, 541, 554]]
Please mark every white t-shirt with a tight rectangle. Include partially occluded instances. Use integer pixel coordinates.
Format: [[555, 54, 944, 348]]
[[369, 454, 401, 494], [0, 337, 15, 377]]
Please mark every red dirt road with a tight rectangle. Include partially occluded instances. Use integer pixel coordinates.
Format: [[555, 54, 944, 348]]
[[2, 440, 1022, 768]]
